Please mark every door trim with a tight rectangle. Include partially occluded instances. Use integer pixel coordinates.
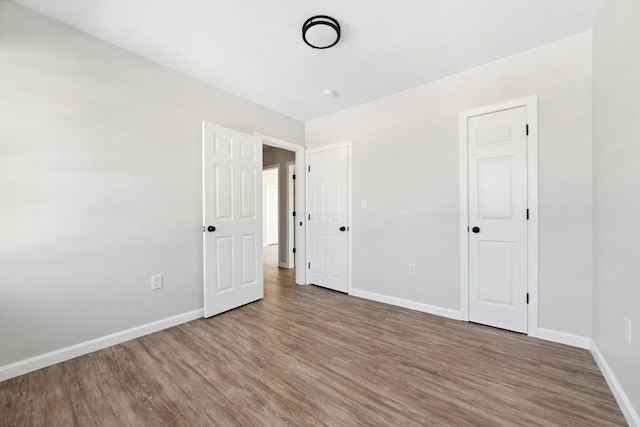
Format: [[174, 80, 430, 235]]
[[255, 133, 307, 285], [286, 161, 296, 269], [305, 141, 353, 293], [458, 95, 539, 337]]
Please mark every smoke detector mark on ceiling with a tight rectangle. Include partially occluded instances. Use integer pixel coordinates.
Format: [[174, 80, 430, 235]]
[[323, 89, 338, 98]]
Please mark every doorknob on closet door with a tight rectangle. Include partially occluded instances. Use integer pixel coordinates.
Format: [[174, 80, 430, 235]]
[[339, 226, 346, 232], [207, 226, 216, 232], [472, 226, 480, 233]]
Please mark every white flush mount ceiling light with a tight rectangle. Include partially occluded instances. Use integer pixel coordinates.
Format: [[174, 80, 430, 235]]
[[302, 16, 341, 49]]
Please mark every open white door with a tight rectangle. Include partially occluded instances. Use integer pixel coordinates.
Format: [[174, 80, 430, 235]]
[[203, 122, 263, 318], [307, 144, 350, 293], [467, 107, 528, 333]]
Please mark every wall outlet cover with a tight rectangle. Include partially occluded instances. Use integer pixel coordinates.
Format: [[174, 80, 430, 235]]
[[151, 274, 163, 290]]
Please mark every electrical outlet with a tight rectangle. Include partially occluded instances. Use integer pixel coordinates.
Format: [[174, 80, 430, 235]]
[[408, 263, 416, 276], [151, 274, 163, 290], [624, 317, 632, 346]]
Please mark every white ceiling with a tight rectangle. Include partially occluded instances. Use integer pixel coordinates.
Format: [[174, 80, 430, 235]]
[[16, 0, 602, 121]]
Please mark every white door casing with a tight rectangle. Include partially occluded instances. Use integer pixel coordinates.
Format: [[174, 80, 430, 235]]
[[306, 143, 351, 293], [460, 96, 539, 337], [287, 161, 296, 268], [203, 122, 263, 318], [467, 106, 528, 333], [460, 95, 539, 337], [256, 133, 307, 285]]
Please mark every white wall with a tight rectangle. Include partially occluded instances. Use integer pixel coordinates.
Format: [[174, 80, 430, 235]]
[[263, 146, 296, 265], [592, 0, 640, 422], [306, 31, 593, 338], [262, 167, 279, 246], [0, 2, 303, 367]]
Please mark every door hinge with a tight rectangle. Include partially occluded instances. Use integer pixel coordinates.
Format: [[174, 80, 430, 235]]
[[292, 174, 296, 180], [526, 124, 529, 136], [526, 293, 529, 304], [308, 165, 311, 172], [293, 248, 296, 253], [308, 262, 311, 269], [308, 214, 311, 220], [467, 226, 470, 232], [293, 211, 296, 217], [526, 209, 529, 220]]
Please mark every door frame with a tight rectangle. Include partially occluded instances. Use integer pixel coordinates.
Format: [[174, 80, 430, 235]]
[[305, 141, 353, 293], [286, 161, 296, 269], [458, 95, 539, 338], [262, 164, 280, 247], [255, 133, 307, 285]]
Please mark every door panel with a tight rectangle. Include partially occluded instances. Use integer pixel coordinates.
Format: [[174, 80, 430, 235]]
[[241, 234, 258, 286], [478, 241, 515, 304], [468, 107, 528, 333], [203, 122, 263, 318], [307, 146, 349, 292], [478, 157, 512, 219], [241, 169, 256, 218]]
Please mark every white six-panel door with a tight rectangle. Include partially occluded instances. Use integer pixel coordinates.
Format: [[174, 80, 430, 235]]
[[307, 145, 350, 293], [468, 107, 528, 333], [203, 122, 263, 318]]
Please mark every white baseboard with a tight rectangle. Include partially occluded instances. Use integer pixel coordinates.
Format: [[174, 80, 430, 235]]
[[278, 262, 293, 269], [591, 342, 640, 427], [349, 288, 461, 320], [0, 308, 203, 382], [536, 328, 591, 349]]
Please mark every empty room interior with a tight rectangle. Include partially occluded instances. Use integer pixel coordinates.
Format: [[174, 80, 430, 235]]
[[0, 0, 639, 425]]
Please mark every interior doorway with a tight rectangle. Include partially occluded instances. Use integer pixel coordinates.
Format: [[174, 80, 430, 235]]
[[306, 142, 352, 293], [459, 95, 539, 337], [262, 145, 295, 274], [257, 133, 307, 285]]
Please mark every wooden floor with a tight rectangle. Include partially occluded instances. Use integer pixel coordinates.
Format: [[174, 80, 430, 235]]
[[1, 246, 625, 426]]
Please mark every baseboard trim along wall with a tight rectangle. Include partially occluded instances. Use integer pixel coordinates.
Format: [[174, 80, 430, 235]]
[[591, 342, 640, 427], [536, 327, 592, 349], [349, 288, 462, 320], [0, 308, 204, 382]]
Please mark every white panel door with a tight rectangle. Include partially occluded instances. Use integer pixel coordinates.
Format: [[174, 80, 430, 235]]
[[307, 145, 349, 292], [468, 107, 528, 333], [203, 122, 263, 318]]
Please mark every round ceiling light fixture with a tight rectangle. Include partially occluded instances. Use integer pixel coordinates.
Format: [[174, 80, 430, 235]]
[[302, 15, 341, 49]]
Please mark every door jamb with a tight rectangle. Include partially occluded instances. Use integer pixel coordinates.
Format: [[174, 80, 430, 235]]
[[255, 133, 307, 285], [286, 161, 296, 269], [305, 141, 353, 294], [458, 95, 539, 338]]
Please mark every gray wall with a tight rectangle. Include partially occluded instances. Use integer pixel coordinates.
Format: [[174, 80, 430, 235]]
[[263, 146, 296, 265], [592, 0, 640, 418], [306, 31, 593, 338], [0, 2, 303, 366]]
